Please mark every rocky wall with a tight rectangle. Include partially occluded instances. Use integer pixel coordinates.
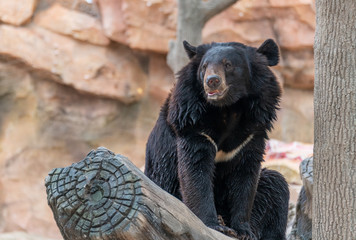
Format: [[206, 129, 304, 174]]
[[0, 0, 314, 238]]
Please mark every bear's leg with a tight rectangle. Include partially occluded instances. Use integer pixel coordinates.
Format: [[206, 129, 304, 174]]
[[250, 168, 290, 240], [177, 134, 238, 238], [177, 133, 217, 224], [223, 159, 261, 240]]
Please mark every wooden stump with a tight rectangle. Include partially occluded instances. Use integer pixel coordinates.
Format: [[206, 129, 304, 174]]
[[288, 157, 313, 240], [45, 147, 236, 240]]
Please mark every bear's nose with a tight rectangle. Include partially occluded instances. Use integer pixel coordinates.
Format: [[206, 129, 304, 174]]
[[206, 75, 221, 89]]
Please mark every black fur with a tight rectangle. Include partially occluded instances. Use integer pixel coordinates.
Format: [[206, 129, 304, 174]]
[[145, 40, 289, 239]]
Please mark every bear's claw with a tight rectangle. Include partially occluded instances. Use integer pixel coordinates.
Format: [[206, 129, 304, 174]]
[[210, 225, 238, 238]]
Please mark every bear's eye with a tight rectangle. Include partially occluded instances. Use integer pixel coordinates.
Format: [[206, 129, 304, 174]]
[[224, 61, 232, 70], [201, 63, 207, 72]]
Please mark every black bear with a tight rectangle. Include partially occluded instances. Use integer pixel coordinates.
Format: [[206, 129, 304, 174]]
[[145, 39, 289, 240]]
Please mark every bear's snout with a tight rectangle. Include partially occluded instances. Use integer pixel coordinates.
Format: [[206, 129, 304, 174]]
[[202, 62, 229, 102], [206, 75, 221, 89]]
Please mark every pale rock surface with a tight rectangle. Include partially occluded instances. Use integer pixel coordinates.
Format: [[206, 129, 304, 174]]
[[280, 50, 315, 89], [123, 0, 176, 53], [204, 0, 315, 50], [203, 19, 276, 46], [0, 0, 37, 26], [97, 0, 127, 44], [35, 4, 110, 45], [271, 88, 314, 142], [0, 25, 146, 103], [97, 0, 176, 53], [269, 0, 312, 7], [273, 18, 315, 50], [0, 62, 161, 238], [148, 53, 175, 102]]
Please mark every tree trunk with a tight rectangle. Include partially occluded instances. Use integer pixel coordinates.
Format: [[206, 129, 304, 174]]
[[313, 0, 356, 239], [167, 0, 238, 74], [45, 147, 236, 240]]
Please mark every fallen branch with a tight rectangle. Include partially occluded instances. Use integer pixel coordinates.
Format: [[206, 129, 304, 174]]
[[45, 147, 236, 240]]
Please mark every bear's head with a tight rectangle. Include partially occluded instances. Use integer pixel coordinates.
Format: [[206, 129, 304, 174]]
[[183, 39, 279, 107]]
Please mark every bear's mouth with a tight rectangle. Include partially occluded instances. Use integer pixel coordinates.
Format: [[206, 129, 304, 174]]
[[206, 87, 229, 100]]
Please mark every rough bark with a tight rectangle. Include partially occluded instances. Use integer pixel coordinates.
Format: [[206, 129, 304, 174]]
[[167, 0, 238, 74], [45, 147, 236, 240], [313, 0, 356, 239]]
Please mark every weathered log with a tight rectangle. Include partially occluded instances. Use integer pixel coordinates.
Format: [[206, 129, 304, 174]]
[[288, 157, 313, 240], [45, 147, 236, 240]]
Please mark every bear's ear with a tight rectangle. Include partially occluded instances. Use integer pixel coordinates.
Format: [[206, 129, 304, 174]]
[[257, 39, 279, 66], [183, 40, 197, 59]]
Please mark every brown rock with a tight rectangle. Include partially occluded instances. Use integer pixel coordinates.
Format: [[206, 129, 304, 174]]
[[0, 147, 76, 238], [35, 4, 110, 46], [0, 62, 159, 238], [0, 0, 37, 26], [281, 49, 315, 89], [274, 18, 314, 49], [269, 0, 312, 7], [294, 4, 316, 29], [0, 25, 146, 103], [95, 0, 315, 58], [97, 0, 128, 44], [270, 88, 314, 143], [207, 0, 273, 23], [124, 0, 176, 53], [148, 53, 174, 102], [98, 0, 177, 53], [203, 19, 276, 46]]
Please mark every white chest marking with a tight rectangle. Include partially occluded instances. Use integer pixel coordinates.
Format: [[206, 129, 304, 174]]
[[200, 133, 254, 163]]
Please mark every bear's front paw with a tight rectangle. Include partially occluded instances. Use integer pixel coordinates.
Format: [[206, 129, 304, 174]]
[[234, 225, 257, 240], [209, 225, 238, 238]]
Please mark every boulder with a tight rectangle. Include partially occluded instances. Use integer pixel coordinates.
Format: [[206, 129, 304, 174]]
[[97, 0, 176, 53], [0, 62, 157, 238], [97, 0, 127, 44], [0, 25, 146, 103], [203, 19, 276, 47], [273, 18, 315, 50], [280, 50, 315, 89], [271, 88, 314, 143], [269, 0, 312, 7], [35, 4, 110, 46], [148, 53, 175, 102], [0, 0, 37, 26]]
